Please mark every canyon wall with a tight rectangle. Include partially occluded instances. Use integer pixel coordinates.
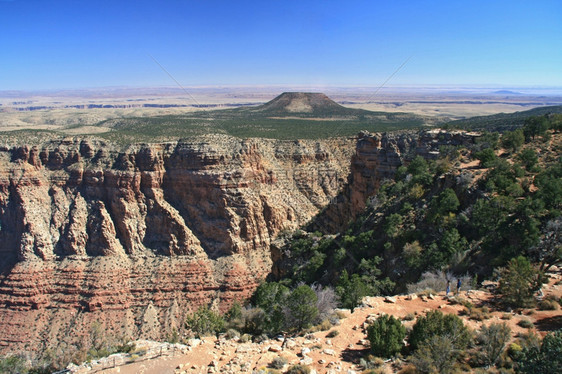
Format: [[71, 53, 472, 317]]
[[0, 129, 477, 356], [0, 135, 354, 355], [309, 130, 478, 232]]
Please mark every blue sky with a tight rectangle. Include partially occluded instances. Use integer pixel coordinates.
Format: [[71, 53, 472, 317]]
[[1, 0, 561, 90]]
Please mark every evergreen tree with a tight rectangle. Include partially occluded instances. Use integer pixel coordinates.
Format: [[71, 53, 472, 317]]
[[367, 314, 406, 358]]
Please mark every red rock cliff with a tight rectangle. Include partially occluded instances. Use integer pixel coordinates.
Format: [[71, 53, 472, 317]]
[[0, 135, 354, 355]]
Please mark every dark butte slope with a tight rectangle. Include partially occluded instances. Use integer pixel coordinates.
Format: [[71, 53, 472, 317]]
[[251, 92, 366, 117]]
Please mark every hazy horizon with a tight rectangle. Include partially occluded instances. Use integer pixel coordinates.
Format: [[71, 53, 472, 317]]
[[2, 84, 562, 97]]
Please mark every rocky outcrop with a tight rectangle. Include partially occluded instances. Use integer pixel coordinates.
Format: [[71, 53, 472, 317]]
[[309, 130, 479, 232], [0, 135, 355, 355]]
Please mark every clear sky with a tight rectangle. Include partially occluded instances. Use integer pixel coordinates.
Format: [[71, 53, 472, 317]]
[[1, 0, 561, 90]]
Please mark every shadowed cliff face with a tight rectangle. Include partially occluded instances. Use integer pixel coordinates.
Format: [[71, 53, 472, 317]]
[[0, 135, 355, 354]]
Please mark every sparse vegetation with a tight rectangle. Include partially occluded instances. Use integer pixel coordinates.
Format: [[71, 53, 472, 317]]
[[94, 99, 430, 143], [478, 322, 511, 367]]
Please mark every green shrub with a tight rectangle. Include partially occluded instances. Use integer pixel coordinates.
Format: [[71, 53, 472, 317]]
[[326, 330, 339, 338], [475, 148, 497, 168], [478, 322, 511, 367], [252, 282, 290, 334], [410, 335, 457, 374], [336, 270, 371, 311], [517, 319, 533, 329], [185, 306, 225, 337], [286, 364, 311, 374], [269, 356, 288, 370], [408, 310, 472, 352], [538, 299, 559, 311], [516, 329, 562, 373], [517, 148, 538, 169], [0, 354, 28, 374], [502, 129, 525, 153], [367, 314, 406, 358], [285, 285, 319, 332]]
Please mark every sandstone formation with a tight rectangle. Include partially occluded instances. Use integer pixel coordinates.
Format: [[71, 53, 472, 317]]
[[0, 135, 354, 355], [0, 129, 478, 356]]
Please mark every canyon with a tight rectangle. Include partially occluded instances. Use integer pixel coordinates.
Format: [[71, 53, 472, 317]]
[[0, 128, 479, 356], [0, 134, 355, 355]]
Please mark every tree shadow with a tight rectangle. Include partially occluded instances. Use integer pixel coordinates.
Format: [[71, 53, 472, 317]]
[[534, 314, 562, 332], [340, 345, 370, 364]]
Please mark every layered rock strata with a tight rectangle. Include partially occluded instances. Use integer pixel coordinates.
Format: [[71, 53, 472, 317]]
[[0, 135, 354, 354], [0, 129, 477, 355]]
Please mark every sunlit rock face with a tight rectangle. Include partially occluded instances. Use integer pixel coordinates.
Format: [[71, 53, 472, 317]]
[[0, 129, 477, 355], [0, 135, 355, 354]]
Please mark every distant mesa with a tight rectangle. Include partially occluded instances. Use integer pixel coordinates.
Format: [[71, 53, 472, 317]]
[[253, 92, 357, 116], [492, 90, 522, 95]]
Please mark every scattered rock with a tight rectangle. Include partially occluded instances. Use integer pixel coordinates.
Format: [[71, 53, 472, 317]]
[[384, 296, 397, 303], [301, 356, 314, 365], [334, 308, 351, 317]]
